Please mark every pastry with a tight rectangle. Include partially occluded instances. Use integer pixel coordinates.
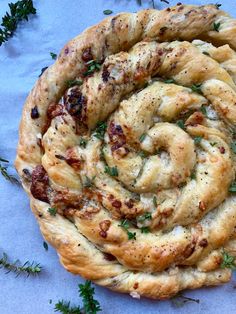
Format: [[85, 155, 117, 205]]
[[15, 4, 236, 299]]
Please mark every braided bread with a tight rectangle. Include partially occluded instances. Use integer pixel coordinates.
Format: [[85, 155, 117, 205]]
[[15, 4, 236, 299]]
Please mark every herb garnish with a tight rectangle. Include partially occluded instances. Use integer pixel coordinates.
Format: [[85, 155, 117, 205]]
[[171, 292, 200, 308], [215, 3, 222, 9], [229, 181, 236, 193], [0, 157, 19, 184], [50, 52, 57, 60], [191, 83, 202, 94], [139, 133, 146, 142], [153, 196, 157, 207], [141, 226, 150, 233], [66, 79, 83, 88], [48, 207, 57, 216], [0, 0, 36, 46], [176, 120, 185, 130], [119, 220, 136, 240], [194, 136, 202, 144], [103, 9, 113, 15], [210, 142, 217, 146], [84, 60, 101, 76], [0, 252, 41, 276], [79, 138, 88, 148], [200, 105, 207, 116], [43, 241, 48, 251], [137, 212, 152, 223], [94, 122, 107, 140], [39, 66, 48, 77], [230, 141, 236, 153], [104, 165, 118, 177], [203, 51, 210, 56], [164, 78, 176, 84], [213, 22, 221, 32], [55, 280, 101, 314], [220, 250, 236, 269], [138, 151, 147, 158], [84, 176, 96, 188]]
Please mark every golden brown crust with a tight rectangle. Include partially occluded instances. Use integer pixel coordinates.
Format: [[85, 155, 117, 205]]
[[16, 4, 236, 299]]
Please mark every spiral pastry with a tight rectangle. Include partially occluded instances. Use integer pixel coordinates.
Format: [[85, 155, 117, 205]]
[[16, 4, 236, 299]]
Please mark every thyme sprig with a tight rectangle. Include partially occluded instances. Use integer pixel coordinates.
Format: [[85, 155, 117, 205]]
[[0, 0, 36, 46], [220, 250, 236, 269], [119, 219, 136, 240], [54, 280, 101, 314], [0, 157, 19, 184], [0, 252, 41, 276]]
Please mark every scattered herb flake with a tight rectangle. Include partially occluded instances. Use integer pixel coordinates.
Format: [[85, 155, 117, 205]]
[[210, 142, 217, 146], [43, 241, 48, 251], [103, 9, 113, 15], [200, 105, 207, 116], [190, 172, 196, 180], [79, 138, 87, 148], [119, 219, 136, 240], [48, 207, 57, 216], [191, 83, 202, 94], [84, 60, 101, 76], [213, 22, 221, 32], [215, 3, 222, 9], [79, 280, 101, 314], [171, 293, 200, 308], [138, 151, 147, 158], [164, 78, 175, 84], [141, 227, 150, 234], [194, 136, 202, 144], [0, 157, 19, 185], [66, 79, 83, 88], [230, 141, 236, 153], [50, 52, 57, 60], [137, 212, 152, 223], [153, 196, 157, 207], [104, 165, 118, 177], [39, 66, 48, 77], [94, 122, 107, 140], [84, 176, 96, 188], [229, 181, 236, 193], [203, 51, 210, 56], [176, 120, 185, 129], [139, 133, 146, 142]]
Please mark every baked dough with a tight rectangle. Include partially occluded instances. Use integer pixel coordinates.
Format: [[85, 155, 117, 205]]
[[15, 4, 236, 299]]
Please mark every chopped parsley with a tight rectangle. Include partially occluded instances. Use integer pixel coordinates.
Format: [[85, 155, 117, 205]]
[[141, 227, 150, 234], [43, 241, 48, 251], [200, 105, 207, 116], [104, 165, 118, 177], [138, 151, 147, 158], [137, 212, 152, 223], [84, 60, 101, 76], [84, 176, 96, 188], [164, 78, 176, 84], [210, 142, 217, 147], [203, 51, 210, 56]]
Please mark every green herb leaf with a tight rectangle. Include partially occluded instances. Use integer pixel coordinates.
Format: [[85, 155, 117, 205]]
[[103, 9, 113, 15], [79, 138, 88, 148], [213, 22, 221, 32], [119, 220, 136, 240], [191, 83, 202, 94], [79, 280, 101, 314], [48, 207, 57, 216], [203, 51, 210, 56], [215, 3, 222, 9], [0, 157, 20, 185], [164, 78, 175, 84], [66, 79, 83, 88], [84, 60, 101, 76], [137, 212, 152, 223], [0, 0, 36, 46], [200, 105, 207, 116], [127, 231, 137, 240], [220, 250, 236, 269], [50, 52, 57, 60], [138, 151, 147, 158], [176, 120, 185, 129], [104, 166, 118, 177], [141, 227, 150, 234], [43, 241, 48, 251], [39, 66, 48, 77], [194, 136, 202, 144], [190, 171, 196, 180], [94, 122, 107, 140], [0, 252, 41, 276], [210, 142, 217, 146], [139, 133, 146, 142], [54, 300, 81, 314], [84, 176, 96, 188], [229, 181, 236, 193], [230, 141, 236, 153]]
